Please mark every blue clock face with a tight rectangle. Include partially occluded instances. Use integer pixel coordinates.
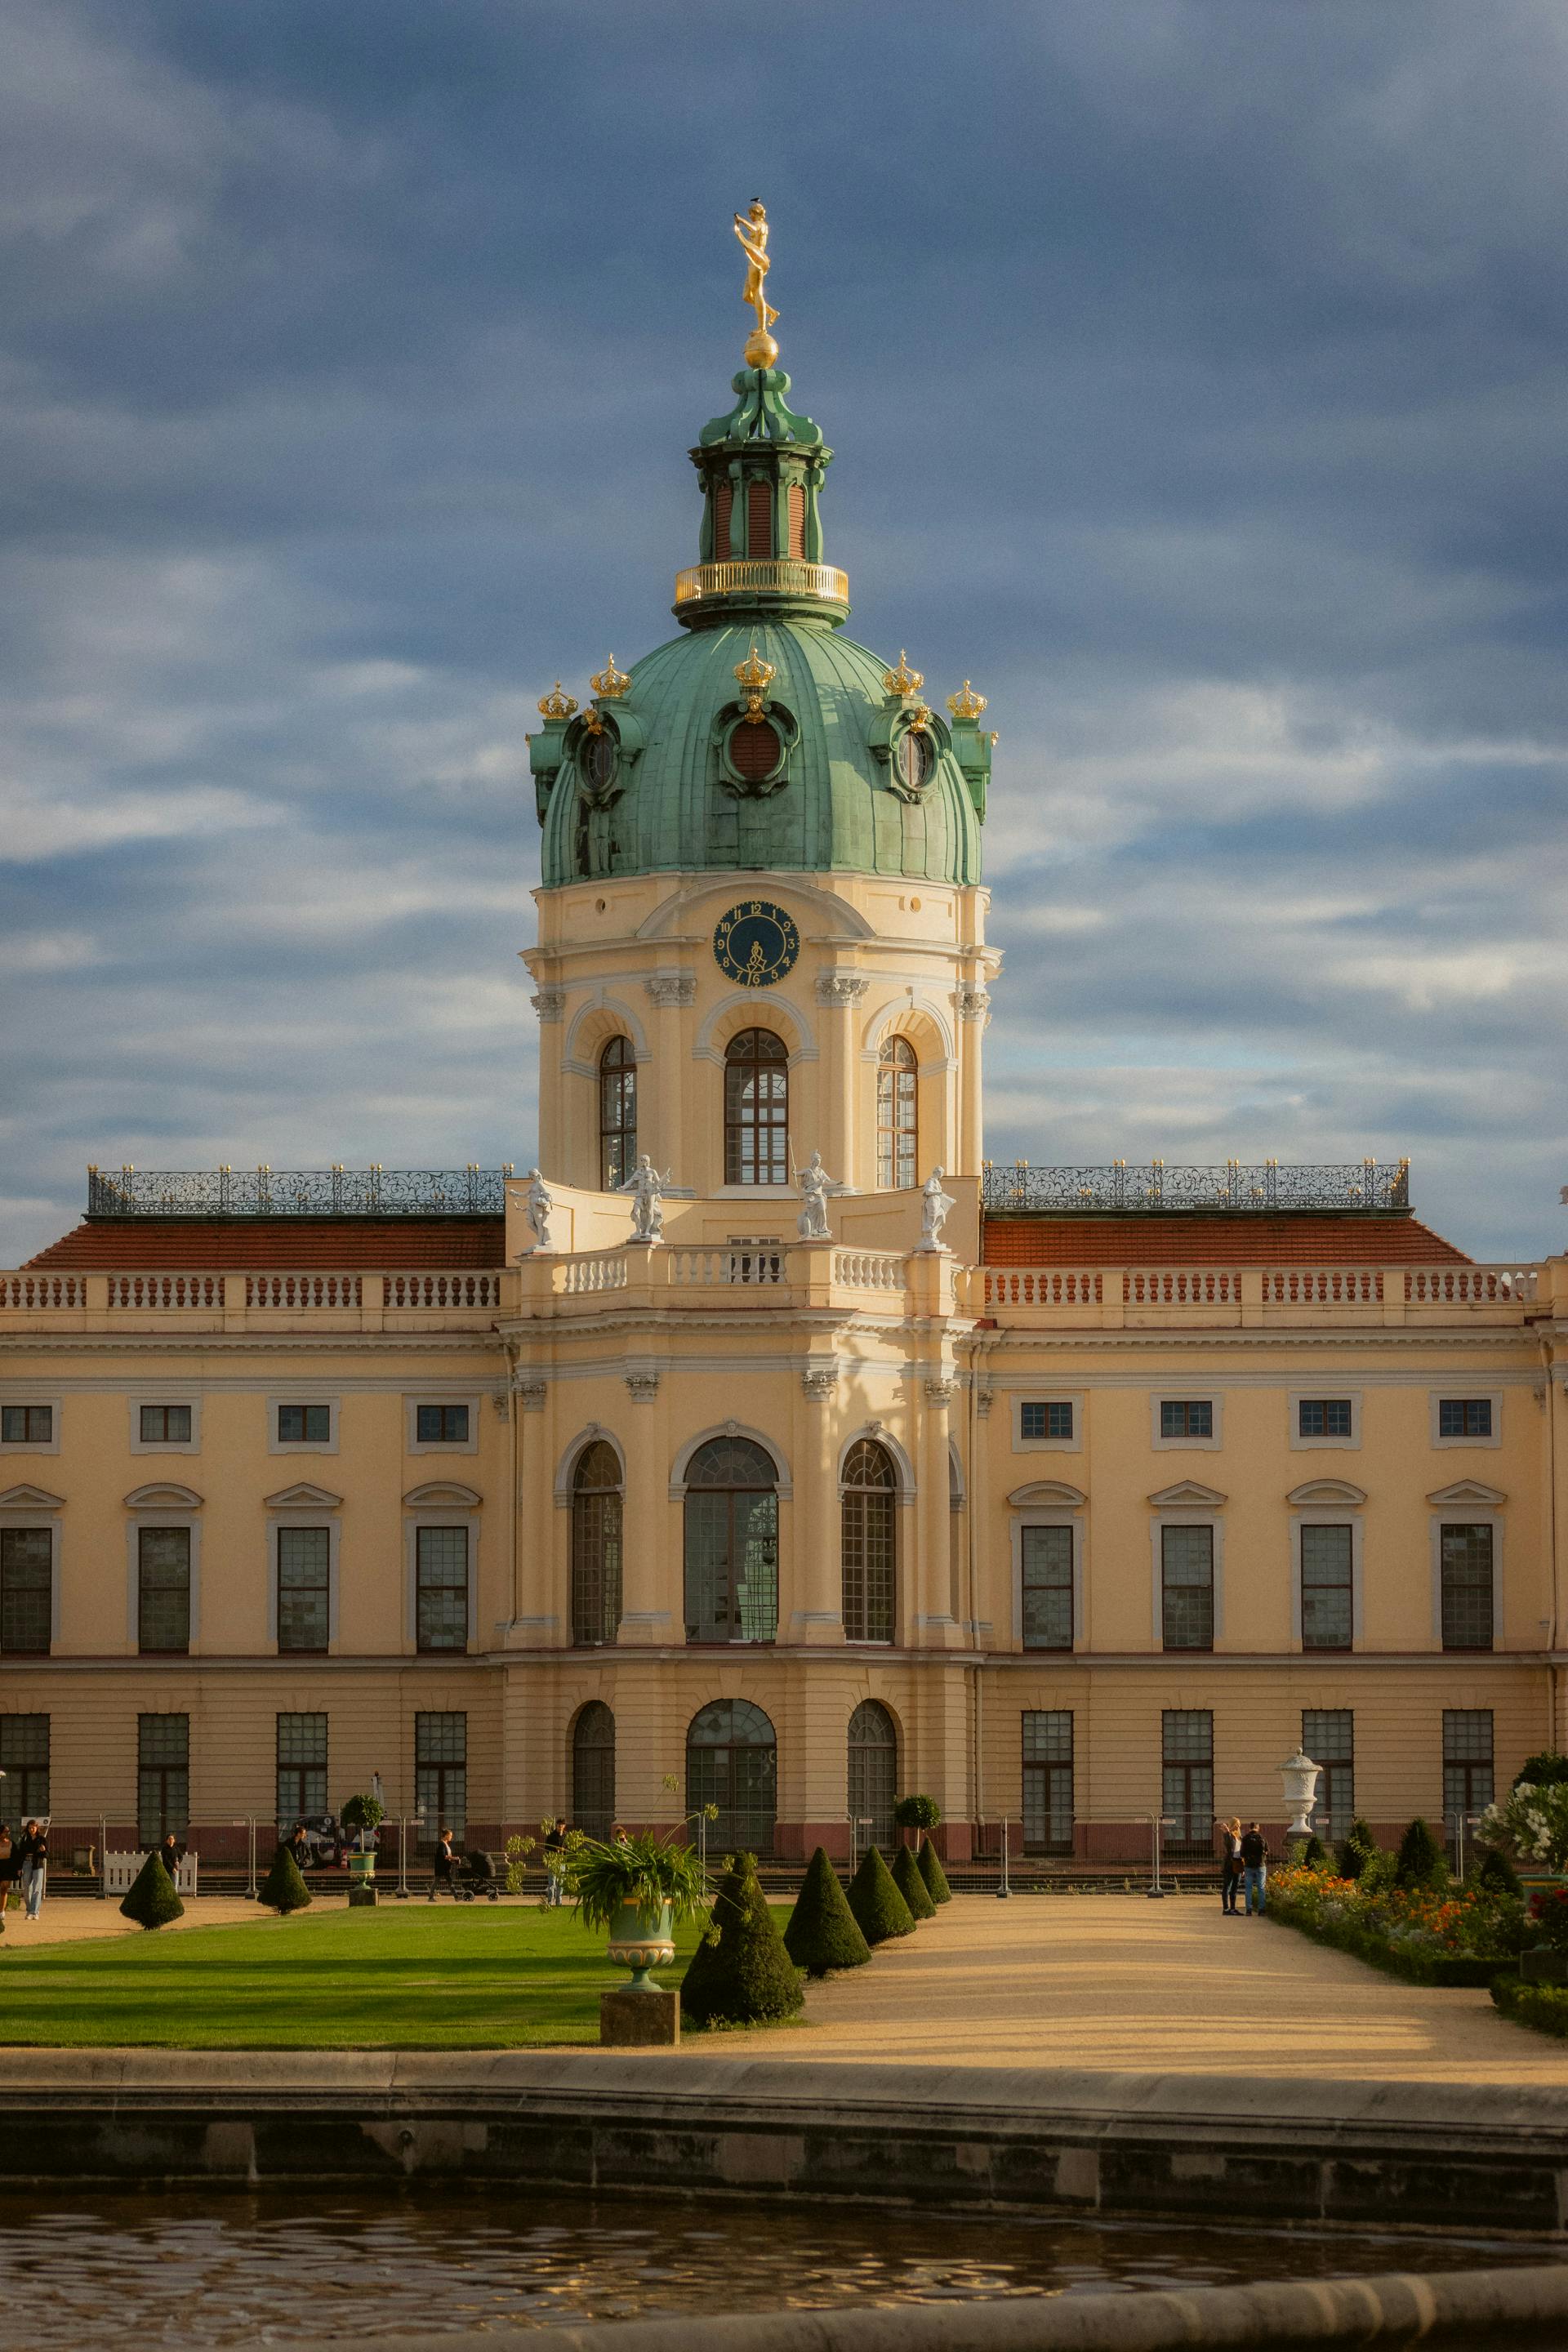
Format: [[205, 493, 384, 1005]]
[[713, 899, 801, 988]]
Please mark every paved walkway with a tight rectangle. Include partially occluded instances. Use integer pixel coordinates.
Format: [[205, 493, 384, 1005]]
[[719, 1894, 1568, 2086], [0, 1895, 343, 1947]]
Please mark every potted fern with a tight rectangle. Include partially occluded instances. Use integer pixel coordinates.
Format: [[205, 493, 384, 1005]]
[[566, 1829, 709, 1990], [340, 1793, 385, 1882]]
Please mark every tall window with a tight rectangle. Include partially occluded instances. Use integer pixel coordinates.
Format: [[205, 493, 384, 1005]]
[[1303, 1710, 1353, 1843], [746, 476, 773, 556], [415, 1712, 466, 1843], [1300, 1525, 1353, 1650], [848, 1699, 898, 1851], [1443, 1709, 1494, 1820], [686, 1699, 776, 1856], [684, 1437, 778, 1643], [599, 1037, 637, 1191], [1160, 1525, 1214, 1651], [1162, 1710, 1213, 1860], [138, 1527, 190, 1655], [724, 1029, 789, 1185], [1022, 1526, 1074, 1650], [276, 1713, 327, 1827], [416, 1526, 469, 1651], [712, 478, 733, 559], [1023, 1712, 1074, 1855], [786, 482, 806, 557], [572, 1441, 623, 1646], [1440, 1523, 1494, 1650], [572, 1702, 616, 1840], [0, 1717, 48, 1833], [138, 1714, 189, 1846], [0, 1529, 51, 1655], [277, 1526, 330, 1653], [841, 1439, 895, 1643], [876, 1036, 917, 1189]]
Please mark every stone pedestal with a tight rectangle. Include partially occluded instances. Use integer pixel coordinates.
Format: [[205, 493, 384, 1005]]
[[599, 1987, 679, 2047], [347, 1883, 378, 1909]]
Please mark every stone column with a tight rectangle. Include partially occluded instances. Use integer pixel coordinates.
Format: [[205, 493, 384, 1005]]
[[643, 973, 695, 1191], [617, 1361, 673, 1646], [790, 1361, 846, 1645], [954, 982, 989, 1177], [815, 972, 868, 1188]]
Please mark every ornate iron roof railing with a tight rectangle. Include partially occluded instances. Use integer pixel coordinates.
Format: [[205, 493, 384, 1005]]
[[672, 559, 849, 611], [981, 1160, 1411, 1214], [87, 1165, 514, 1219]]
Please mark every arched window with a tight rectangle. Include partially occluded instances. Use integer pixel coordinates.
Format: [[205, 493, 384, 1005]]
[[841, 1438, 896, 1643], [572, 1702, 615, 1841], [599, 1036, 637, 1192], [876, 1036, 918, 1189], [724, 1028, 789, 1186], [684, 1437, 777, 1643], [848, 1699, 898, 1854], [687, 1698, 777, 1856], [897, 729, 934, 793], [571, 1440, 622, 1646]]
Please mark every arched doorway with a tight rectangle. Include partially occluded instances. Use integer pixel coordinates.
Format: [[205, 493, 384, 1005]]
[[848, 1699, 898, 1853], [686, 1698, 777, 1856], [572, 1702, 615, 1840], [571, 1439, 623, 1646], [684, 1436, 778, 1643], [841, 1437, 897, 1642]]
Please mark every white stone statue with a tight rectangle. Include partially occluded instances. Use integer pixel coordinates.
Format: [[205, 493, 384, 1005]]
[[618, 1152, 670, 1245], [796, 1150, 844, 1240], [918, 1165, 956, 1253], [521, 1168, 555, 1253]]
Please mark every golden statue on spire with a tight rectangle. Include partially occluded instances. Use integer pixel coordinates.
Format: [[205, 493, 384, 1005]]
[[733, 199, 779, 369]]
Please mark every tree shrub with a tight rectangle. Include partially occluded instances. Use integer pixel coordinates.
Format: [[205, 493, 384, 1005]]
[[1294, 1833, 1331, 1873], [892, 1841, 936, 1921], [120, 1851, 185, 1930], [893, 1795, 941, 1842], [259, 1845, 312, 1913], [1515, 1752, 1568, 1792], [1477, 1845, 1522, 1898], [846, 1845, 915, 1945], [916, 1838, 952, 1904], [784, 1847, 871, 1976], [1396, 1816, 1447, 1891], [680, 1857, 803, 2027], [1337, 1819, 1378, 1880]]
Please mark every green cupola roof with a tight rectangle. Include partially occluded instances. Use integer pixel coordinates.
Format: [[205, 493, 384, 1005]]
[[530, 359, 992, 892]]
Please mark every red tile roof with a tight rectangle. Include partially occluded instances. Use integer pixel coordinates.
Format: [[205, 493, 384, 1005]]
[[981, 1213, 1470, 1267], [26, 1218, 506, 1271]]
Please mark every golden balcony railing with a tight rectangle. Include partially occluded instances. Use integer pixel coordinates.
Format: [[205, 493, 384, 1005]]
[[673, 559, 850, 610]]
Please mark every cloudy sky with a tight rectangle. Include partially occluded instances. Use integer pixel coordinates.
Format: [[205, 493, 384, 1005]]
[[2, 0, 1566, 1263]]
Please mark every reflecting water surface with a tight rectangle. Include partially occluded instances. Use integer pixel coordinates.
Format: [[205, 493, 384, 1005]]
[[0, 2188, 1559, 2346]]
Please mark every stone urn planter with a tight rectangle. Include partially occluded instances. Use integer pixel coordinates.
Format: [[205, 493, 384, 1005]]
[[606, 1900, 675, 1992], [346, 1849, 376, 1881]]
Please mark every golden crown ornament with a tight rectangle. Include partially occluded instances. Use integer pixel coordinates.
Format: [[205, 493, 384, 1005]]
[[733, 643, 777, 721], [882, 651, 924, 697], [947, 679, 987, 722], [590, 655, 630, 700], [537, 681, 578, 721]]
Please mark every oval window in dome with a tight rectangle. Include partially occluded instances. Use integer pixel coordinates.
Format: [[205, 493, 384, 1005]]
[[898, 728, 934, 791], [581, 732, 617, 791], [729, 718, 782, 783]]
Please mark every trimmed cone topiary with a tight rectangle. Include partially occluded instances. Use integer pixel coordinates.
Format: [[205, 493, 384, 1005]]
[[1297, 1833, 1331, 1873], [679, 1854, 754, 2020], [784, 1847, 871, 1976], [1396, 1815, 1447, 1891], [1337, 1818, 1377, 1881], [120, 1851, 185, 1930], [259, 1844, 312, 1913], [846, 1844, 915, 1945], [916, 1838, 952, 1905], [681, 1856, 803, 2027], [1477, 1845, 1521, 1897], [892, 1841, 936, 1921]]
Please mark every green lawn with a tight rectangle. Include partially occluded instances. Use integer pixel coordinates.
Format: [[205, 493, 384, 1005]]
[[0, 1905, 723, 2048]]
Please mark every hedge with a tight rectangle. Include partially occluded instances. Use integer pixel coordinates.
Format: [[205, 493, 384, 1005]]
[[783, 1847, 871, 1976], [1493, 1976, 1568, 2037]]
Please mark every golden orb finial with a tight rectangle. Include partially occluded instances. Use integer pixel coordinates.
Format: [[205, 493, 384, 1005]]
[[733, 643, 777, 720], [537, 680, 578, 722], [590, 655, 630, 700], [947, 679, 988, 722], [883, 650, 924, 697]]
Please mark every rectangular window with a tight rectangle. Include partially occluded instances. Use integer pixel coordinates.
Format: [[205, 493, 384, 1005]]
[[1303, 1709, 1353, 1842], [1022, 1712, 1074, 1855], [416, 1526, 470, 1651], [138, 1713, 189, 1846], [1160, 1525, 1214, 1651], [1019, 1401, 1073, 1442], [139, 1404, 192, 1445], [1298, 1398, 1353, 1439], [1162, 1710, 1214, 1859], [1300, 1523, 1354, 1651], [137, 1526, 190, 1655], [276, 1713, 327, 1829], [1443, 1708, 1494, 1820], [1440, 1523, 1494, 1650], [0, 1405, 52, 1446], [1438, 1398, 1493, 1440], [278, 1403, 331, 1445], [0, 1715, 49, 1833], [416, 1404, 470, 1446], [416, 1710, 466, 1844], [1160, 1399, 1214, 1440], [277, 1526, 331, 1653], [0, 1528, 51, 1655], [1021, 1525, 1074, 1650]]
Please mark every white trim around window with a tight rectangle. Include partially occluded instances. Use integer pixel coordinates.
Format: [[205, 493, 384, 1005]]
[[122, 1484, 203, 1650], [1147, 1482, 1226, 1648], [1427, 1481, 1506, 1650], [0, 1395, 61, 1455], [128, 1391, 203, 1456], [1286, 1480, 1367, 1651], [403, 1483, 481, 1655], [1012, 1394, 1083, 1454], [266, 1395, 341, 1456], [1289, 1389, 1362, 1451], [0, 1486, 63, 1652], [1149, 1392, 1223, 1452], [1009, 1482, 1085, 1651], [404, 1394, 483, 1456], [1428, 1390, 1503, 1450], [264, 1483, 343, 1650]]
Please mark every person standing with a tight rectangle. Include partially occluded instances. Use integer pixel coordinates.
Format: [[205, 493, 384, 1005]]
[[157, 1831, 183, 1891], [1219, 1818, 1244, 1915], [1240, 1821, 1270, 1916], [541, 1818, 566, 1909], [0, 1825, 16, 1933], [16, 1819, 47, 1919], [285, 1821, 311, 1873]]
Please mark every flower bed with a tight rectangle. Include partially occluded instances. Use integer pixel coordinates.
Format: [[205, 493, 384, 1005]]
[[1267, 1866, 1523, 1987]]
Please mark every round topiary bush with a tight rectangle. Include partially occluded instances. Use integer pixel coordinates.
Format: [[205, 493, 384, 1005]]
[[120, 1851, 185, 1931], [916, 1839, 952, 1904], [784, 1847, 871, 1976], [259, 1844, 312, 1914], [680, 1857, 803, 2027], [893, 1795, 941, 1842], [1396, 1815, 1447, 1891], [846, 1845, 915, 1945], [892, 1841, 936, 1921]]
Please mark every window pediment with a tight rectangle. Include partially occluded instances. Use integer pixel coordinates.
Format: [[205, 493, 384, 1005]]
[[123, 1481, 203, 1511], [1009, 1479, 1086, 1510], [1287, 1478, 1367, 1508], [0, 1483, 64, 1512], [265, 1482, 343, 1512], [1147, 1479, 1227, 1509], [1427, 1478, 1506, 1508], [403, 1481, 482, 1510]]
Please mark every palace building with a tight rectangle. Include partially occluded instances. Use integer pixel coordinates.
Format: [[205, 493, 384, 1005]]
[[2, 301, 1563, 1873]]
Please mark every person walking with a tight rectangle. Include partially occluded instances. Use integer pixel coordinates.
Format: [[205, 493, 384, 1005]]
[[16, 1819, 47, 1919], [431, 1826, 458, 1900], [1219, 1817, 1244, 1915], [1240, 1820, 1270, 1916], [541, 1817, 566, 1909]]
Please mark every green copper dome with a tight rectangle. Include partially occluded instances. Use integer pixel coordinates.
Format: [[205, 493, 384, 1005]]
[[530, 366, 991, 890]]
